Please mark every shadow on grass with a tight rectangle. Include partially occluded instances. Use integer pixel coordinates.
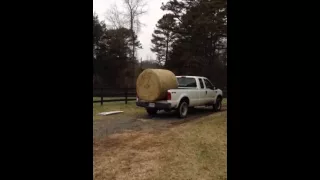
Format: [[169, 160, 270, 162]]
[[138, 106, 227, 124]]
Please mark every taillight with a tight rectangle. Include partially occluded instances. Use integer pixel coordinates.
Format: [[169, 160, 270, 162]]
[[167, 92, 171, 100]]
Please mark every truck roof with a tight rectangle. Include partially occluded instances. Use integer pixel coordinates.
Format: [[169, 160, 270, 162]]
[[176, 76, 206, 79]]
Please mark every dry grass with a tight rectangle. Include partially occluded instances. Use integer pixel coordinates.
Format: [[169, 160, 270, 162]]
[[93, 98, 227, 121], [93, 111, 227, 180], [93, 101, 145, 120]]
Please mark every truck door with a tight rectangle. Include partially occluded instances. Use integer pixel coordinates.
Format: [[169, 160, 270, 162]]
[[198, 78, 206, 106], [203, 78, 215, 104]]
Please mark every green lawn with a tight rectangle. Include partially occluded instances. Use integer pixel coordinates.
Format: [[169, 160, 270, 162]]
[[222, 98, 227, 106], [93, 101, 144, 120]]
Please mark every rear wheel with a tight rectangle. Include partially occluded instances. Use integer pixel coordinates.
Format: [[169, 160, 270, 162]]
[[146, 108, 158, 116], [213, 97, 222, 112], [177, 100, 189, 118]]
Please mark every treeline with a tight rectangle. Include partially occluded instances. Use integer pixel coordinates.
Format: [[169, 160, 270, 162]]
[[93, 0, 227, 89], [93, 0, 148, 88], [151, 0, 227, 88], [93, 14, 142, 88]]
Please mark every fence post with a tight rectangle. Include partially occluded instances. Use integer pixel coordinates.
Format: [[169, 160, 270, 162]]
[[100, 87, 103, 106], [125, 88, 128, 104]]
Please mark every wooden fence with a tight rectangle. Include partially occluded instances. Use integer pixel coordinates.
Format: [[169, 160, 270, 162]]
[[93, 87, 227, 105], [93, 87, 136, 105]]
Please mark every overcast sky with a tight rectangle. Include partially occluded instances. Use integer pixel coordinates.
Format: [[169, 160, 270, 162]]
[[93, 0, 170, 61]]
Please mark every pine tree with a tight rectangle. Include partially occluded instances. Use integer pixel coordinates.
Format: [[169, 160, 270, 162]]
[[150, 14, 177, 66], [160, 0, 227, 88]]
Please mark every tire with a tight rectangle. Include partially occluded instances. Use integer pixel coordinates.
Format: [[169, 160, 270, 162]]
[[213, 97, 222, 112], [146, 108, 157, 116], [177, 100, 189, 118]]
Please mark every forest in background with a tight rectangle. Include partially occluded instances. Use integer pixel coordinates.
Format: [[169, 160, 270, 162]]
[[93, 0, 227, 89]]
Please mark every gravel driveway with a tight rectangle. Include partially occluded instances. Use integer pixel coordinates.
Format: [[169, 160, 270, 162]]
[[93, 106, 227, 138]]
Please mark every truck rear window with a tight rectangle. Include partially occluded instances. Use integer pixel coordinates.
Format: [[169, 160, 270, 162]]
[[177, 77, 197, 88]]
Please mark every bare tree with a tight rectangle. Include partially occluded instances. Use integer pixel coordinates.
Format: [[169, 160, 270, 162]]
[[105, 0, 148, 86], [105, 4, 126, 29], [106, 0, 147, 59], [123, 0, 147, 33]]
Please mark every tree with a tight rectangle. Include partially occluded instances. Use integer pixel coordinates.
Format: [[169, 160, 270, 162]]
[[106, 0, 148, 85], [93, 13, 106, 82], [151, 34, 165, 65], [105, 4, 125, 29], [159, 0, 227, 88], [100, 27, 142, 87], [150, 14, 177, 66], [93, 14, 142, 87]]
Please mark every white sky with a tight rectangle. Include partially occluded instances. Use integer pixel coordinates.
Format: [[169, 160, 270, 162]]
[[93, 0, 170, 61]]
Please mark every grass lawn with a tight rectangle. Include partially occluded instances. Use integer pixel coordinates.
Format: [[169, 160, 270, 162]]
[[93, 98, 227, 120], [93, 101, 145, 120], [93, 99, 227, 180], [222, 98, 227, 106], [93, 111, 226, 180]]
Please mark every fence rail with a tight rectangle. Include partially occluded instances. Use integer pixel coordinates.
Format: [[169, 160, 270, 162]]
[[93, 87, 227, 105], [93, 87, 136, 105]]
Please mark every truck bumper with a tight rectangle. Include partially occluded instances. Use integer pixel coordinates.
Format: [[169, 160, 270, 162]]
[[136, 101, 172, 109]]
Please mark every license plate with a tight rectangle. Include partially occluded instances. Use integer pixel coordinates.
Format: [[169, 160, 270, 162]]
[[148, 103, 155, 108]]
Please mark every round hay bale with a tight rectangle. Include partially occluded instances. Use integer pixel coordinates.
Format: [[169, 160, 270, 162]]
[[136, 69, 178, 101]]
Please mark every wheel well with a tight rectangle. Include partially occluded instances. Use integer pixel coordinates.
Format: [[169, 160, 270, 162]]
[[180, 97, 189, 105], [217, 95, 222, 100]]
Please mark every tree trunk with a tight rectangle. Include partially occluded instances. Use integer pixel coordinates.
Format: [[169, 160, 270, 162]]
[[130, 12, 135, 87], [165, 37, 169, 64], [209, 34, 217, 66]]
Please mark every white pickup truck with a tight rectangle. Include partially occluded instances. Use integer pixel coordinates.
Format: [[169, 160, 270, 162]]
[[136, 76, 223, 118]]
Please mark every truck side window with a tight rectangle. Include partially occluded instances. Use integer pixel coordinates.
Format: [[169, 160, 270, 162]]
[[177, 77, 197, 88], [204, 79, 213, 89], [199, 78, 205, 89]]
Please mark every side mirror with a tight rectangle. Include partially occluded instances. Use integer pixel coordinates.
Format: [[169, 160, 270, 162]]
[[213, 86, 216, 90]]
